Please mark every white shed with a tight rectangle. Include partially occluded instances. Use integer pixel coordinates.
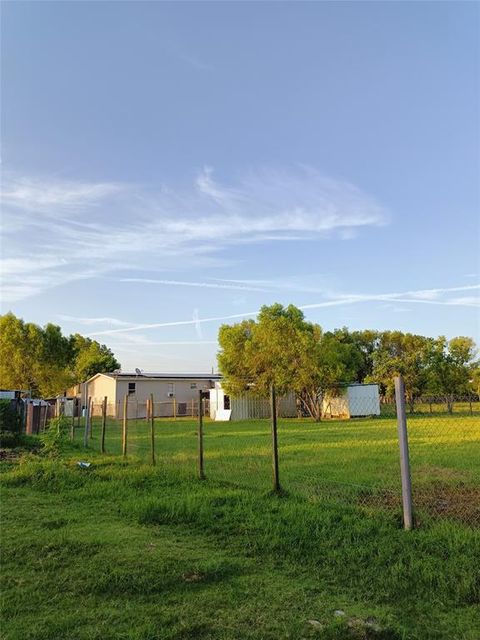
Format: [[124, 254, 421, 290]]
[[322, 383, 380, 418], [209, 382, 297, 421]]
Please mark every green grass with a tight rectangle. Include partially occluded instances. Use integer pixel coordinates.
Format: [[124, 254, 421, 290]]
[[80, 413, 480, 520], [1, 415, 479, 639]]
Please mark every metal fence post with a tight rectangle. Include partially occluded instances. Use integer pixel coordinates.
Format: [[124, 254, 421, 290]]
[[89, 398, 94, 438], [270, 384, 281, 493], [83, 396, 91, 447], [122, 395, 128, 458], [100, 396, 107, 453], [150, 394, 156, 466], [198, 390, 206, 479], [394, 376, 414, 530]]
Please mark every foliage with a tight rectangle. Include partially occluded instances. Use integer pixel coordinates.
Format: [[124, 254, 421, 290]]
[[219, 304, 318, 394], [0, 399, 22, 434], [69, 334, 120, 381], [218, 304, 478, 419], [39, 416, 71, 456], [0, 312, 120, 397], [470, 366, 480, 396], [368, 332, 433, 410], [219, 304, 329, 419], [426, 337, 478, 411]]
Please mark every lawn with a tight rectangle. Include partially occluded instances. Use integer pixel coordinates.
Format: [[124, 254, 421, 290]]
[[82, 413, 480, 521], [1, 415, 479, 639]]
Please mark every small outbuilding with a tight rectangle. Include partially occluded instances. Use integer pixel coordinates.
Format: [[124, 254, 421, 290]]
[[209, 382, 297, 421], [321, 383, 380, 418]]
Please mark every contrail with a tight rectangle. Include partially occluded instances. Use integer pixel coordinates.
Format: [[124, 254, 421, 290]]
[[87, 283, 479, 337]]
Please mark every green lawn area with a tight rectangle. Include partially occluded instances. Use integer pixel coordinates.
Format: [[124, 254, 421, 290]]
[[83, 413, 480, 520], [1, 415, 479, 639]]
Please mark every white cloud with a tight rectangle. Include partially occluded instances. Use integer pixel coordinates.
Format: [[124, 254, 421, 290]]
[[1, 167, 388, 301], [192, 308, 203, 340], [57, 315, 133, 327], [119, 278, 269, 292], [2, 174, 121, 214], [85, 283, 479, 338]]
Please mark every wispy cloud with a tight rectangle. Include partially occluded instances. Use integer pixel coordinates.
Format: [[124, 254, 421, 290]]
[[1, 166, 388, 302], [192, 308, 203, 340], [119, 278, 270, 292], [84, 283, 480, 339], [57, 315, 133, 327]]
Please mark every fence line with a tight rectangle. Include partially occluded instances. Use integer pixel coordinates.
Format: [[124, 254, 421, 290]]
[[43, 383, 480, 528]]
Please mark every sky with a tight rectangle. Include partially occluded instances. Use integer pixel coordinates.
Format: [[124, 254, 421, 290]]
[[1, 1, 479, 372]]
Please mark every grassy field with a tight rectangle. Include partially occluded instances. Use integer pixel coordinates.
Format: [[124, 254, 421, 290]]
[[1, 415, 479, 639], [79, 413, 480, 521]]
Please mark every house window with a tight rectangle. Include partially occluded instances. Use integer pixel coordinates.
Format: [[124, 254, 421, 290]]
[[128, 382, 136, 395], [190, 383, 197, 389], [167, 383, 175, 397], [224, 395, 230, 410]]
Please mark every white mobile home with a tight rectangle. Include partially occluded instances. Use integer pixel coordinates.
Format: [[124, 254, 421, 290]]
[[80, 372, 221, 418], [209, 382, 297, 421], [322, 383, 380, 418]]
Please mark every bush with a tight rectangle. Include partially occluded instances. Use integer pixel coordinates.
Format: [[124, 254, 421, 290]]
[[0, 431, 20, 448], [0, 400, 22, 435], [39, 416, 71, 456]]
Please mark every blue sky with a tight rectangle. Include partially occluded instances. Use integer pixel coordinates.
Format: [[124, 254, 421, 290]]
[[1, 1, 479, 372]]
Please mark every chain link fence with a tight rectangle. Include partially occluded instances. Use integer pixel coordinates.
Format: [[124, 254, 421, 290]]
[[64, 383, 479, 528]]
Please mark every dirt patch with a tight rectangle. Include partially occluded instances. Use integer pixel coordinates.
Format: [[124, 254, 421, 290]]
[[359, 485, 480, 527]]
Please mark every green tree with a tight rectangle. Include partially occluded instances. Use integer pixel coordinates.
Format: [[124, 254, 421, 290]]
[[0, 313, 43, 395], [0, 313, 120, 397], [219, 304, 318, 393], [70, 334, 120, 381], [470, 366, 480, 396], [369, 331, 432, 411], [218, 304, 360, 421], [426, 336, 477, 411], [349, 329, 380, 381], [39, 323, 74, 396]]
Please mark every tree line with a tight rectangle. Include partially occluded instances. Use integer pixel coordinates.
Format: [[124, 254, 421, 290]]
[[218, 303, 479, 419], [0, 312, 120, 397]]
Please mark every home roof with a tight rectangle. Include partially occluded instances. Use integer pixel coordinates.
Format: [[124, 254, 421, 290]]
[[88, 372, 222, 382]]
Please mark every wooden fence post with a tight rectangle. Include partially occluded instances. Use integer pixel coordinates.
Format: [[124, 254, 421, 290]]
[[394, 376, 414, 530], [100, 396, 107, 454], [122, 395, 128, 458], [150, 394, 156, 465], [270, 384, 281, 493], [173, 397, 177, 420], [83, 397, 91, 447], [198, 391, 205, 479], [43, 403, 49, 432]]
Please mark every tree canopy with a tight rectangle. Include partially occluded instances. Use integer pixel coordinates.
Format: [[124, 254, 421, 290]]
[[0, 312, 120, 397], [217, 303, 478, 419]]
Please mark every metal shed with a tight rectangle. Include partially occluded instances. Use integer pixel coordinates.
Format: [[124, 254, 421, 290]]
[[322, 383, 380, 418]]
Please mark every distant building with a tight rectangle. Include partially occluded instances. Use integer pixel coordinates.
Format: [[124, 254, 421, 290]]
[[321, 383, 380, 418], [75, 372, 221, 418], [0, 389, 29, 399]]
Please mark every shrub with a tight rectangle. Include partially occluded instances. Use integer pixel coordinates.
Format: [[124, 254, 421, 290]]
[[39, 416, 71, 456], [0, 400, 22, 435]]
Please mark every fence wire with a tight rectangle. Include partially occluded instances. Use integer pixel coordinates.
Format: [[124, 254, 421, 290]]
[[66, 389, 479, 528]]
